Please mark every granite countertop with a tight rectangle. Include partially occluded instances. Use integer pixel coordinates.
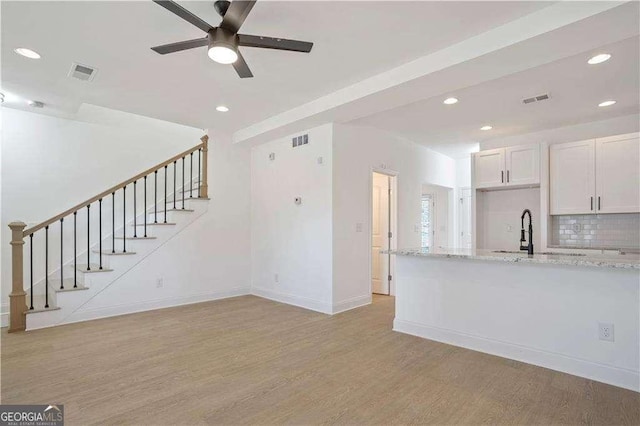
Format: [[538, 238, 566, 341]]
[[387, 247, 640, 270]]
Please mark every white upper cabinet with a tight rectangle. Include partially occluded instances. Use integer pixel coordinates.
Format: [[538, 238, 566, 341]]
[[549, 133, 640, 215], [474, 148, 505, 188], [474, 144, 539, 189], [550, 139, 596, 215], [505, 144, 540, 186], [595, 134, 640, 213]]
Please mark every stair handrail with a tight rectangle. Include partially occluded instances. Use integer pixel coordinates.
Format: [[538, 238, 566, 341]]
[[23, 135, 208, 237], [8, 134, 209, 332]]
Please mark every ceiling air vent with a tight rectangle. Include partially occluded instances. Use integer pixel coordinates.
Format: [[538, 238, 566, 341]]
[[292, 134, 309, 148], [68, 62, 97, 82], [522, 93, 550, 105]]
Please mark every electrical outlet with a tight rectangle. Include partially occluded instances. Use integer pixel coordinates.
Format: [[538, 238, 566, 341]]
[[156, 277, 164, 288], [274, 273, 279, 283], [506, 225, 513, 232], [598, 322, 614, 342], [572, 223, 582, 232], [356, 223, 363, 232]]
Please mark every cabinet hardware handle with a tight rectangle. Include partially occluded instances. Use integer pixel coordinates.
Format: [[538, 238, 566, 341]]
[[501, 171, 504, 183], [507, 170, 510, 183], [598, 196, 601, 211], [590, 196, 593, 211]]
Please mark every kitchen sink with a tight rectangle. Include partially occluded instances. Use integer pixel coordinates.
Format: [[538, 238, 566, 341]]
[[492, 250, 586, 256]]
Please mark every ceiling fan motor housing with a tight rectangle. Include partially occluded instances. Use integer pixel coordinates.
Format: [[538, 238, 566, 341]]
[[208, 27, 238, 51]]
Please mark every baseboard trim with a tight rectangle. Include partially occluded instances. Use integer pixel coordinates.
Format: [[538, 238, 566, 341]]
[[29, 287, 251, 330], [393, 318, 639, 393], [0, 312, 8, 328], [251, 287, 332, 314], [332, 295, 371, 314]]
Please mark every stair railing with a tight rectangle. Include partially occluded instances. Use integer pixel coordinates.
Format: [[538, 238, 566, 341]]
[[7, 135, 209, 332]]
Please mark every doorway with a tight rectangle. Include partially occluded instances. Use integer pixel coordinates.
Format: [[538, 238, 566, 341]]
[[371, 171, 397, 296], [422, 184, 453, 248]]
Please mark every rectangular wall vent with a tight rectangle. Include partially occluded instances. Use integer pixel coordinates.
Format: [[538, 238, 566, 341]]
[[292, 134, 309, 148], [68, 62, 97, 82], [522, 93, 550, 104]]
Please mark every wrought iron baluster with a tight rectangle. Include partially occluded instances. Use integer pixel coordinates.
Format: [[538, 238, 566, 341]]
[[86, 205, 91, 271], [123, 185, 127, 253], [45, 226, 49, 308], [198, 148, 201, 198], [173, 161, 177, 209], [60, 218, 64, 289], [190, 152, 193, 198], [144, 176, 148, 237], [99, 199, 103, 269], [182, 157, 185, 210], [164, 165, 168, 223], [154, 170, 158, 223], [112, 193, 116, 253], [134, 181, 137, 238], [73, 212, 77, 288], [30, 234, 34, 309]]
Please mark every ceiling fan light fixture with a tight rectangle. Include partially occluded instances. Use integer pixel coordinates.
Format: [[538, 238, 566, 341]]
[[208, 28, 239, 64], [208, 45, 238, 64]]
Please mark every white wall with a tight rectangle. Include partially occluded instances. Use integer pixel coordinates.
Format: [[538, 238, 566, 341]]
[[1, 105, 251, 325], [475, 187, 541, 250], [480, 114, 640, 150], [251, 124, 334, 313], [332, 124, 456, 310]]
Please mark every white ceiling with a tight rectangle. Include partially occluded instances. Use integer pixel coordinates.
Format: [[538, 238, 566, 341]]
[[1, 1, 552, 131], [352, 35, 640, 158]]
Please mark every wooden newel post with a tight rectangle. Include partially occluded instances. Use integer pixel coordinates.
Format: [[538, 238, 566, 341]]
[[200, 134, 209, 199], [8, 222, 27, 332]]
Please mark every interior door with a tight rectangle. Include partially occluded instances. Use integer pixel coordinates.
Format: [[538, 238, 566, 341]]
[[459, 188, 472, 248], [595, 135, 640, 213], [372, 172, 390, 295]]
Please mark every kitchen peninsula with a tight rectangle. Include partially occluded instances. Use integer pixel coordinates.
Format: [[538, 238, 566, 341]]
[[391, 247, 640, 392]]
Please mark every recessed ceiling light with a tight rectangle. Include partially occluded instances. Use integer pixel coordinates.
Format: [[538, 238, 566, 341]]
[[14, 48, 41, 59], [216, 105, 229, 112], [27, 100, 44, 108], [443, 97, 458, 105], [588, 53, 611, 65], [480, 125, 492, 131], [598, 100, 616, 107], [0, 93, 4, 103]]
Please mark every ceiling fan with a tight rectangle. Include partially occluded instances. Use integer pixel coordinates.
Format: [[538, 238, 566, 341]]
[[151, 0, 313, 78]]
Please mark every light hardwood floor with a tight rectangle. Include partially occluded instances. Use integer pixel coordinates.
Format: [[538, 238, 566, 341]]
[[1, 295, 639, 425]]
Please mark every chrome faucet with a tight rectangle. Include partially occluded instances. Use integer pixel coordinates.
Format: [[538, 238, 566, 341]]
[[520, 209, 534, 255]]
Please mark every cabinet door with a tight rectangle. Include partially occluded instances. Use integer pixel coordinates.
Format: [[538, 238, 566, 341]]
[[596, 134, 640, 213], [474, 148, 505, 189], [505, 144, 540, 186], [550, 140, 596, 215]]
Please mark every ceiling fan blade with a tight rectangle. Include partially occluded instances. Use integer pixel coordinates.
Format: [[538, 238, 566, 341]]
[[151, 37, 209, 54], [233, 51, 253, 78], [238, 34, 313, 53], [220, 0, 256, 34], [153, 0, 214, 33]]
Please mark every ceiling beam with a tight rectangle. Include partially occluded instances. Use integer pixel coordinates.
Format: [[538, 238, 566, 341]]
[[232, 1, 633, 145]]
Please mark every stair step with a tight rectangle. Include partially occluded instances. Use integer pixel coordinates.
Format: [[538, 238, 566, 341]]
[[49, 278, 86, 291], [76, 264, 113, 273], [25, 305, 61, 314], [114, 236, 157, 240], [166, 197, 210, 205], [164, 208, 195, 212], [134, 222, 176, 226], [92, 250, 137, 255]]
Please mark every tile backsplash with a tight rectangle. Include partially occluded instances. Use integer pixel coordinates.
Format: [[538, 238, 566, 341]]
[[550, 214, 640, 249]]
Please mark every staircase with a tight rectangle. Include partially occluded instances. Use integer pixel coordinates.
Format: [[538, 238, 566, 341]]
[[8, 136, 210, 332]]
